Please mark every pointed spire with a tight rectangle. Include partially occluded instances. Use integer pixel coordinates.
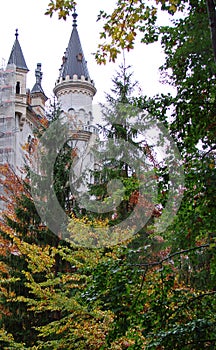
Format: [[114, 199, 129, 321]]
[[8, 29, 28, 71], [58, 11, 91, 81], [72, 8, 78, 27], [31, 63, 47, 100], [15, 28, 18, 39], [35, 63, 43, 85]]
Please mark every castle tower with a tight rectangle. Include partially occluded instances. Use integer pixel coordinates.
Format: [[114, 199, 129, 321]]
[[0, 30, 46, 173], [8, 29, 29, 132], [53, 11, 98, 193], [53, 11, 97, 130]]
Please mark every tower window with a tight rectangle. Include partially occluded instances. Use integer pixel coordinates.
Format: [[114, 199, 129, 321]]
[[68, 108, 75, 116], [16, 81, 20, 94]]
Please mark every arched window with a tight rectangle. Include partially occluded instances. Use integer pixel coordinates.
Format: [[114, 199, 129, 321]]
[[79, 108, 85, 117], [89, 111, 93, 121], [79, 109, 86, 125], [68, 108, 75, 115], [16, 81, 20, 94]]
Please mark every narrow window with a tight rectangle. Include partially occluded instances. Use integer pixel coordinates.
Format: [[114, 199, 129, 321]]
[[16, 82, 20, 94]]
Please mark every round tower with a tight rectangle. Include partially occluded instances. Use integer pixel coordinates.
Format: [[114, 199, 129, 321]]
[[53, 11, 98, 194]]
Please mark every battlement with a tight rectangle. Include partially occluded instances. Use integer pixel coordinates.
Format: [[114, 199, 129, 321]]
[[53, 74, 97, 99], [56, 74, 95, 85]]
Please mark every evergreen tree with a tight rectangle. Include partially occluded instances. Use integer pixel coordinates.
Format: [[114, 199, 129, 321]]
[[86, 64, 159, 227]]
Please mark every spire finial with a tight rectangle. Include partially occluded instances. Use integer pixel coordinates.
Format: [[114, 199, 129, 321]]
[[72, 8, 78, 27], [35, 63, 42, 84], [15, 29, 18, 39]]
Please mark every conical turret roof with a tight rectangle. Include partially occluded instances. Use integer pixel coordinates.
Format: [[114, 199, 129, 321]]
[[59, 11, 90, 80], [8, 29, 28, 71]]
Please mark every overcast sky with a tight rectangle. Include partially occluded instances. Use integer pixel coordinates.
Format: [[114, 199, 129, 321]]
[[0, 0, 174, 105]]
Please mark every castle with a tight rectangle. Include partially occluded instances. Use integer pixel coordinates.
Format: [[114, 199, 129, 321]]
[[0, 11, 98, 209]]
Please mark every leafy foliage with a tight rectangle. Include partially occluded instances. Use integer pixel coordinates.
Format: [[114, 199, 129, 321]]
[[45, 0, 76, 20]]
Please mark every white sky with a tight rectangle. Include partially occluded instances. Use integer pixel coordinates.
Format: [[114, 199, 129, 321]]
[[0, 0, 174, 105]]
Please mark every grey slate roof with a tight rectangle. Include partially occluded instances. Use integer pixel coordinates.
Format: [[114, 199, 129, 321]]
[[59, 12, 90, 80], [31, 82, 45, 94], [8, 29, 28, 71]]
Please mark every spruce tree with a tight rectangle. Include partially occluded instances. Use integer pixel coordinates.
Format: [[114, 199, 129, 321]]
[[86, 64, 154, 224]]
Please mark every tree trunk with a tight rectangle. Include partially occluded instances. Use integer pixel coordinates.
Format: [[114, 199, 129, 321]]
[[206, 0, 216, 62]]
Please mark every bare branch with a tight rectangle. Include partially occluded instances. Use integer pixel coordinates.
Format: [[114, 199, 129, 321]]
[[132, 244, 210, 267]]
